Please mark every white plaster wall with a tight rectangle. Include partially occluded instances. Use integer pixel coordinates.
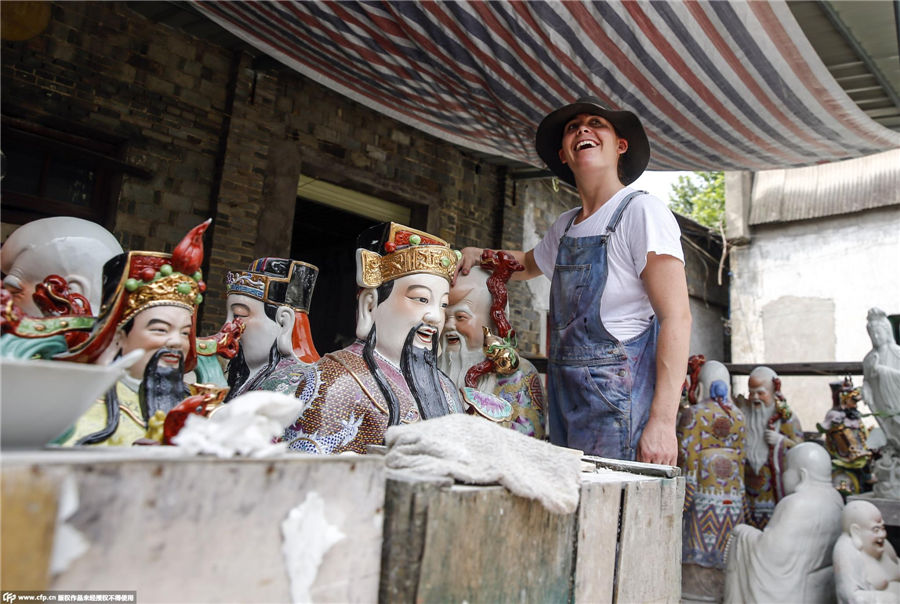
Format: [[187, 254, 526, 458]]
[[729, 206, 900, 429]]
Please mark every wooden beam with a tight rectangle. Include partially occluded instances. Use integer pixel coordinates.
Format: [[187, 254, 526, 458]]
[[724, 362, 863, 376]]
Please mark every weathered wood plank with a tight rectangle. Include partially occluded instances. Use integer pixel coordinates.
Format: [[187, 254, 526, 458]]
[[379, 470, 450, 603], [413, 484, 576, 603], [615, 477, 685, 604], [574, 474, 622, 603], [2, 450, 385, 603], [1, 466, 59, 591]]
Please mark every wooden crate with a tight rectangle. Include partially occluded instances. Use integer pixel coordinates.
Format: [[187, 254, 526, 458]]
[[2, 451, 683, 603], [381, 460, 685, 603]]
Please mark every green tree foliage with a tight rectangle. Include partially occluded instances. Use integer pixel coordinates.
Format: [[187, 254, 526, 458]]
[[668, 171, 725, 229]]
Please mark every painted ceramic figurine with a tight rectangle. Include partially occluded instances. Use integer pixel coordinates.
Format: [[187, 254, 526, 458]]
[[59, 221, 212, 446], [1, 216, 123, 317], [863, 308, 900, 499], [735, 366, 803, 529], [819, 377, 872, 496], [222, 258, 318, 400], [283, 222, 464, 454], [677, 357, 746, 602], [438, 256, 546, 438], [834, 500, 900, 603], [723, 442, 844, 603]]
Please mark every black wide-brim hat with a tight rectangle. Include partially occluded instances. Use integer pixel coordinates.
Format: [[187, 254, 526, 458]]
[[535, 97, 650, 187]]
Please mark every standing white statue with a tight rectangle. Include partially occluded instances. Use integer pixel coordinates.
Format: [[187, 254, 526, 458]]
[[724, 442, 844, 603], [863, 308, 900, 450], [1, 216, 122, 316], [833, 500, 900, 603]]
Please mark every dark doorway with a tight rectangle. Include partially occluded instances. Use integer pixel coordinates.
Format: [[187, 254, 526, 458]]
[[291, 199, 379, 355]]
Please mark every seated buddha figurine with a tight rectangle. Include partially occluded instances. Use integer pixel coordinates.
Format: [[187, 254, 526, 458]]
[[834, 500, 900, 603], [222, 257, 319, 400], [724, 442, 844, 603], [282, 222, 463, 454], [438, 258, 546, 438]]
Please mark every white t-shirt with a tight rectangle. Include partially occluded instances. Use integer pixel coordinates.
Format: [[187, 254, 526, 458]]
[[532, 187, 684, 341]]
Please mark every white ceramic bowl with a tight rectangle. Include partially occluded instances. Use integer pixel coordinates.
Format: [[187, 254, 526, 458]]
[[1, 351, 142, 449]]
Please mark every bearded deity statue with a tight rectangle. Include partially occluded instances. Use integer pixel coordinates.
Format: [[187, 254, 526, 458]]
[[282, 223, 463, 454], [724, 442, 844, 603], [736, 366, 803, 530], [438, 257, 546, 438], [834, 500, 900, 603], [57, 221, 218, 446], [862, 308, 900, 499], [222, 258, 319, 399], [677, 357, 746, 602], [1, 216, 123, 317]]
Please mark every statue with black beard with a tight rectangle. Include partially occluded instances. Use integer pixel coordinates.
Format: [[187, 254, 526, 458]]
[[222, 258, 319, 400], [282, 222, 464, 455], [67, 347, 190, 446]]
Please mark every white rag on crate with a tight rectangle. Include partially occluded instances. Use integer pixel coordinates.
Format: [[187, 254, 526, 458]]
[[172, 391, 305, 458], [384, 413, 582, 514]]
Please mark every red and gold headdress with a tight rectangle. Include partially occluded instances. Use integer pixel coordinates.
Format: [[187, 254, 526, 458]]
[[355, 223, 459, 288], [56, 220, 210, 368]]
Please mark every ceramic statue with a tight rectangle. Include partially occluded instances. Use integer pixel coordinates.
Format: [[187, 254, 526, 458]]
[[282, 222, 463, 454], [834, 500, 900, 603], [677, 357, 746, 601], [438, 255, 546, 438], [1, 216, 123, 316], [222, 257, 319, 400], [723, 442, 845, 603], [862, 308, 900, 499], [819, 377, 872, 496], [735, 366, 803, 529], [59, 221, 215, 446]]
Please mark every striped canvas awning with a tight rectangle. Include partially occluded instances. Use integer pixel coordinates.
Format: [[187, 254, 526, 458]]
[[190, 0, 900, 173]]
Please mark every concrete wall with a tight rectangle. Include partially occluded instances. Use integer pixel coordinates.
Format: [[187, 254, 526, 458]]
[[729, 205, 900, 429]]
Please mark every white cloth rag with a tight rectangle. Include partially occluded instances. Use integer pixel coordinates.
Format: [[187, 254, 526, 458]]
[[384, 413, 582, 514], [172, 391, 306, 458]]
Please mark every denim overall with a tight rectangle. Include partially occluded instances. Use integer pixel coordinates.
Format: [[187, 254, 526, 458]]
[[548, 191, 658, 460]]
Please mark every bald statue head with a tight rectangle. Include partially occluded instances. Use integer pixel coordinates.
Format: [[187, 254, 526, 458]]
[[1, 217, 122, 316], [698, 359, 731, 402], [843, 500, 888, 560], [782, 442, 833, 494]]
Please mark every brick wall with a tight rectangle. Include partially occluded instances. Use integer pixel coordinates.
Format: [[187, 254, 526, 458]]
[[2, 2, 507, 336], [1, 2, 228, 256]]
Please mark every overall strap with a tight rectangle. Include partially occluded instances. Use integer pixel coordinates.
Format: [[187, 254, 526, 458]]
[[606, 190, 646, 234], [561, 211, 579, 237]]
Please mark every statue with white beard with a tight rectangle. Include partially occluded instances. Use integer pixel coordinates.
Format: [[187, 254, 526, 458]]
[[737, 366, 803, 530], [438, 264, 546, 438]]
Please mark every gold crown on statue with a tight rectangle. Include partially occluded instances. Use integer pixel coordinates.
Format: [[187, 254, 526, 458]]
[[120, 269, 202, 327], [356, 223, 460, 288]]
